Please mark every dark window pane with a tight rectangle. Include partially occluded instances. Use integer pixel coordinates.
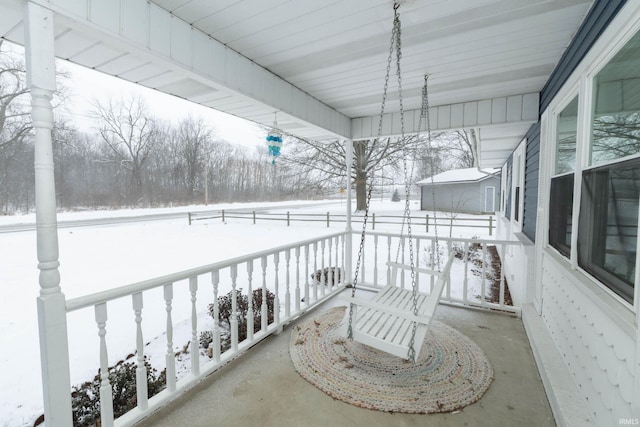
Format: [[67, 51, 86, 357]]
[[549, 174, 574, 258], [578, 158, 640, 303]]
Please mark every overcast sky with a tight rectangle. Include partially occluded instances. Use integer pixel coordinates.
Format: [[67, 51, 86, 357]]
[[56, 57, 265, 149]]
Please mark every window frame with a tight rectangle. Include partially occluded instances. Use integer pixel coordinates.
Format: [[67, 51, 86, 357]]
[[544, 12, 640, 310]]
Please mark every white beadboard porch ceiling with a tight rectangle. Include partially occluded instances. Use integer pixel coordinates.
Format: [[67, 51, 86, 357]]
[[0, 0, 593, 167]]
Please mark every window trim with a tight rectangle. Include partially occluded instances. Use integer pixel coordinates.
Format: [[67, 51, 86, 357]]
[[511, 140, 526, 232]]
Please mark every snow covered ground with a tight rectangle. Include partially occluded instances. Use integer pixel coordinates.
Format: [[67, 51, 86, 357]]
[[0, 199, 495, 426]]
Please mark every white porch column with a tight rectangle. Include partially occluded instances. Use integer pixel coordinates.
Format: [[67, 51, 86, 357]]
[[344, 139, 353, 284], [24, 2, 73, 426]]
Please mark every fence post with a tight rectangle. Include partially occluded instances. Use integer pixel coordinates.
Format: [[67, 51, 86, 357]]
[[287, 211, 290, 226], [426, 214, 429, 232], [188, 212, 192, 226], [372, 213, 376, 230], [327, 212, 330, 228], [253, 211, 256, 225], [489, 216, 493, 236], [222, 209, 225, 222]]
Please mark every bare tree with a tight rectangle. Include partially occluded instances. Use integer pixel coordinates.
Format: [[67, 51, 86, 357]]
[[283, 135, 423, 210], [172, 116, 215, 201], [92, 95, 159, 206], [0, 40, 31, 212], [427, 130, 478, 171]]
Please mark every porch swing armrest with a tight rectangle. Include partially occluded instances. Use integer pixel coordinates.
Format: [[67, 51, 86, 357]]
[[340, 294, 433, 324]]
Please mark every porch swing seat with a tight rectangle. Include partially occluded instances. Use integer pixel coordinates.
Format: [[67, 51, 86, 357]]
[[342, 250, 456, 360]]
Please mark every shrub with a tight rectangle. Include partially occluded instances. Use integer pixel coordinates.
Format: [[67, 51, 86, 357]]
[[391, 189, 401, 202], [71, 356, 166, 426], [207, 288, 276, 353], [311, 267, 342, 286]]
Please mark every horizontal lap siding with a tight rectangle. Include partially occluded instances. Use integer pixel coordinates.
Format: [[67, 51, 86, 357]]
[[540, 0, 628, 113]]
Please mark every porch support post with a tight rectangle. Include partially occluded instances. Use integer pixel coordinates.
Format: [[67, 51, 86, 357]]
[[25, 2, 73, 426], [344, 139, 353, 284]]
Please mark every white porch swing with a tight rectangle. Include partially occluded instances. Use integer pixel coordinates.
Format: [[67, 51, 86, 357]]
[[342, 3, 456, 362]]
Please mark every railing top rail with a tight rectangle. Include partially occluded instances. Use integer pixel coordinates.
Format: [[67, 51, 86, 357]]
[[360, 230, 517, 245], [66, 230, 347, 312]]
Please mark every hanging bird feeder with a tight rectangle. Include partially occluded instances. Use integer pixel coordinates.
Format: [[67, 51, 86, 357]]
[[266, 113, 283, 165]]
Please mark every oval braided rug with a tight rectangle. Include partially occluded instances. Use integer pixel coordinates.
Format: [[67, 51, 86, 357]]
[[289, 306, 493, 413]]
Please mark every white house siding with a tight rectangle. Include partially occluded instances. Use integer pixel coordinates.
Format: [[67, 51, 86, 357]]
[[540, 252, 635, 426], [496, 217, 535, 309]]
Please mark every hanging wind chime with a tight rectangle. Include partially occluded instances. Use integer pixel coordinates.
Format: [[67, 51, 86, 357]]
[[266, 113, 283, 165]]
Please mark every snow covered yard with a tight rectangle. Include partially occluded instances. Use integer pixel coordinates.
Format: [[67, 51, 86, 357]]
[[0, 200, 500, 426]]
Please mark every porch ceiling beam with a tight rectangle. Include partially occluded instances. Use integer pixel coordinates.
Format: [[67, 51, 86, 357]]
[[24, 0, 352, 140], [351, 92, 539, 140]]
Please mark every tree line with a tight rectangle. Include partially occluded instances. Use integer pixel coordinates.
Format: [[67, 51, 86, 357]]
[[0, 40, 477, 214]]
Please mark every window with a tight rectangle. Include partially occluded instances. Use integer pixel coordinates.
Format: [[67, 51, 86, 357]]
[[549, 95, 579, 258], [504, 160, 512, 218], [578, 158, 640, 304]]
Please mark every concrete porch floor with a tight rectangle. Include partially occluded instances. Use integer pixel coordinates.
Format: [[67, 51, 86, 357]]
[[137, 291, 555, 427]]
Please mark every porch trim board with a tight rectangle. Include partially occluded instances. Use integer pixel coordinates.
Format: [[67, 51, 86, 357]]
[[16, 0, 352, 141]]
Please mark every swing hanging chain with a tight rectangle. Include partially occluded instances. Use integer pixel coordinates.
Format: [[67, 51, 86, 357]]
[[347, 5, 400, 341], [424, 76, 442, 272]]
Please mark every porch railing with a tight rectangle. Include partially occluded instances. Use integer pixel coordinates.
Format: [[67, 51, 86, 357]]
[[59, 229, 520, 426], [356, 231, 520, 315], [64, 231, 348, 427]]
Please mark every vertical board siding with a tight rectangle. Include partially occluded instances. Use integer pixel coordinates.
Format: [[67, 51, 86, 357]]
[[522, 123, 540, 242]]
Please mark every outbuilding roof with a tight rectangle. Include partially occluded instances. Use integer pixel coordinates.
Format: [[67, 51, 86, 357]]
[[416, 168, 501, 186]]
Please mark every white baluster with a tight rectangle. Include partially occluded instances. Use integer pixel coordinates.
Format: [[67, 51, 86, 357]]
[[164, 284, 176, 392], [328, 238, 333, 291], [415, 238, 421, 293], [285, 249, 291, 318], [230, 265, 238, 352], [499, 243, 506, 307], [211, 270, 221, 362], [304, 245, 310, 306], [132, 293, 148, 410], [95, 303, 114, 427], [189, 277, 199, 377], [335, 236, 344, 285], [463, 242, 469, 303], [386, 235, 392, 285], [295, 247, 301, 312], [341, 234, 346, 284], [313, 242, 318, 302], [321, 240, 326, 296], [361, 238, 366, 285], [246, 260, 254, 341], [400, 237, 405, 289], [273, 253, 280, 326], [261, 256, 268, 332], [373, 235, 379, 287], [481, 244, 487, 306], [430, 239, 436, 290]]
